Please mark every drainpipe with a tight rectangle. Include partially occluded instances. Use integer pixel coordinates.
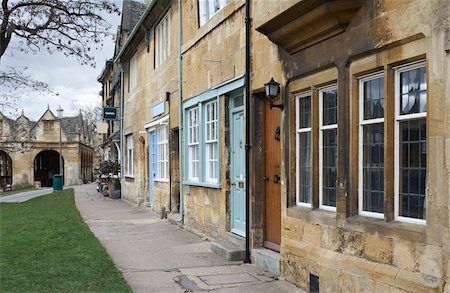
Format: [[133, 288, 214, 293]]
[[166, 91, 172, 212], [119, 64, 125, 195], [178, 0, 184, 224], [244, 0, 251, 264]]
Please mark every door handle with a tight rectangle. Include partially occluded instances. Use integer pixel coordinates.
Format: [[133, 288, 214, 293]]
[[262, 176, 269, 181], [231, 183, 236, 186]]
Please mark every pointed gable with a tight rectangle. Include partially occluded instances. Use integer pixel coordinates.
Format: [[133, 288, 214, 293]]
[[40, 109, 57, 121], [15, 112, 31, 141]]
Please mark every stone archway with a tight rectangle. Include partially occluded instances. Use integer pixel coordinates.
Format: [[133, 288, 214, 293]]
[[0, 150, 12, 190], [34, 150, 64, 187]]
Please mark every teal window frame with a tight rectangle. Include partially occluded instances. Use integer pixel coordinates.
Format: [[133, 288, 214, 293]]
[[182, 75, 244, 188]]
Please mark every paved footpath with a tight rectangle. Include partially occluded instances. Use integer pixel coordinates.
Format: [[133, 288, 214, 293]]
[[0, 187, 54, 203], [74, 184, 304, 293]]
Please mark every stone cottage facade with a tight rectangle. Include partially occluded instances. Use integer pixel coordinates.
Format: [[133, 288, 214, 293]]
[[100, 0, 450, 292], [0, 108, 95, 189], [252, 0, 450, 292], [98, 0, 147, 167], [114, 0, 180, 212]]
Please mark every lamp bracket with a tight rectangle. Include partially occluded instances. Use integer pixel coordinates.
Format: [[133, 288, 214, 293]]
[[269, 103, 284, 110]]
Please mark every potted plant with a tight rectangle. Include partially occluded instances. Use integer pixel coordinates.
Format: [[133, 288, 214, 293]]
[[99, 160, 121, 198]]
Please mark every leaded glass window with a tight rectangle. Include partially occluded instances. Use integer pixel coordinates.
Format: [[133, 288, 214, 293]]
[[396, 63, 427, 223], [320, 87, 338, 210], [296, 93, 312, 206], [359, 75, 384, 217], [399, 119, 427, 219]]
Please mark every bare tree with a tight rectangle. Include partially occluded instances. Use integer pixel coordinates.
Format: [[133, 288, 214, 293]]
[[0, 0, 119, 114], [72, 97, 102, 132], [0, 65, 54, 115], [1, 0, 119, 65]]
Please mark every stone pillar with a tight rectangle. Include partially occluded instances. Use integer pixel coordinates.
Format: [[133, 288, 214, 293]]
[[336, 61, 350, 221]]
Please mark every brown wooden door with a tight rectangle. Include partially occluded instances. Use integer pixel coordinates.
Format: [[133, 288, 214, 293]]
[[263, 102, 281, 250]]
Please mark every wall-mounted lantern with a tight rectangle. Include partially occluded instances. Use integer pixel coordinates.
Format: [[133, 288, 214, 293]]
[[264, 78, 284, 110]]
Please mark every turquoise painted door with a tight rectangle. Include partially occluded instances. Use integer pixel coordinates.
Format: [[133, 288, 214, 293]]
[[148, 130, 157, 206], [231, 109, 245, 236]]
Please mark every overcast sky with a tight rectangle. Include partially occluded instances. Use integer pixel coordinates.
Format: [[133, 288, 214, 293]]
[[1, 0, 126, 121]]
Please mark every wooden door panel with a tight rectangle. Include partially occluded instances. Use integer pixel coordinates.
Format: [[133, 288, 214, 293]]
[[263, 102, 281, 248]]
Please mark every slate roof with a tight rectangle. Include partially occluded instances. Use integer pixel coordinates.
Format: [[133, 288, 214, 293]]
[[121, 0, 147, 32], [61, 114, 84, 134], [2, 115, 16, 129]]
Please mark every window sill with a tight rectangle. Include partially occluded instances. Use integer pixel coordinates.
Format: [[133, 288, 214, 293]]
[[183, 181, 221, 189], [287, 206, 338, 227], [154, 179, 169, 183], [125, 176, 135, 181], [287, 206, 427, 244], [345, 215, 426, 244]]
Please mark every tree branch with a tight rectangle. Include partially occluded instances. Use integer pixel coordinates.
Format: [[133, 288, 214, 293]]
[[0, 0, 119, 65]]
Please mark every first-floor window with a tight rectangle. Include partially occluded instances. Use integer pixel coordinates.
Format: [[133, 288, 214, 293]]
[[126, 134, 134, 176], [359, 74, 385, 217], [155, 10, 171, 67], [188, 107, 199, 181], [395, 62, 427, 223], [319, 86, 338, 210], [129, 53, 138, 90], [205, 101, 218, 182], [198, 0, 229, 26], [157, 126, 169, 180], [296, 93, 312, 206]]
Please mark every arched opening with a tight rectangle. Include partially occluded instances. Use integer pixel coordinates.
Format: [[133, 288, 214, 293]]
[[34, 150, 64, 187], [0, 150, 13, 190]]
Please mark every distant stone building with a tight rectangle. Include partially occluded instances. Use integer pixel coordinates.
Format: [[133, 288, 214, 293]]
[[0, 108, 95, 190], [98, 0, 147, 164]]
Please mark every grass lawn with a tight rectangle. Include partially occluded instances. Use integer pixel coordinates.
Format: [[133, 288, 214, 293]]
[[0, 189, 132, 293], [0, 187, 36, 197]]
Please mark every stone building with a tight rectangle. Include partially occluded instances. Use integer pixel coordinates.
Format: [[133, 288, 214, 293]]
[[251, 0, 450, 292], [0, 108, 95, 189], [114, 0, 181, 212], [98, 0, 147, 166], [102, 0, 450, 292]]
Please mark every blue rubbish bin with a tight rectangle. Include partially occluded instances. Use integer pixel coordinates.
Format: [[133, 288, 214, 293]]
[[53, 174, 63, 191]]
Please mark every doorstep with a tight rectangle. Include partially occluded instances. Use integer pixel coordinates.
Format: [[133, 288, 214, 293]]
[[167, 212, 181, 225], [252, 248, 280, 275], [210, 232, 246, 261]]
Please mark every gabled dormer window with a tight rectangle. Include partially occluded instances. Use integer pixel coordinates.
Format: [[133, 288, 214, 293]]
[[44, 121, 54, 131]]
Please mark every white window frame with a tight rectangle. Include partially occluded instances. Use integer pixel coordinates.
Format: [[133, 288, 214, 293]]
[[358, 72, 385, 219], [129, 53, 138, 90], [126, 134, 134, 176], [296, 92, 312, 207], [394, 60, 427, 225], [319, 85, 338, 212], [188, 107, 199, 181], [205, 101, 218, 183], [198, 0, 229, 27], [155, 10, 171, 68], [156, 125, 169, 181]]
